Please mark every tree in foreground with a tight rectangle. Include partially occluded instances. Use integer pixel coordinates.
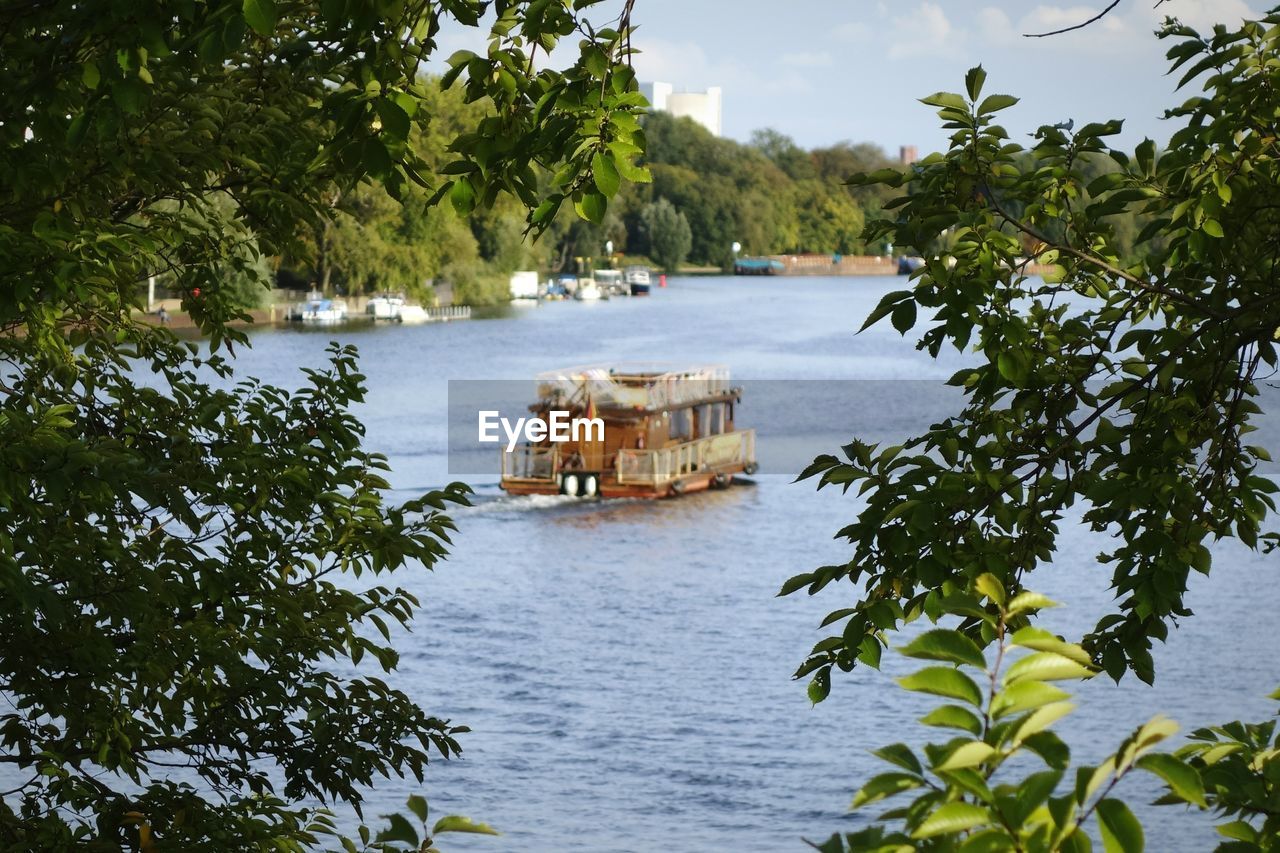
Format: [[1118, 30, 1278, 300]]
[[0, 0, 645, 848], [783, 11, 1280, 850]]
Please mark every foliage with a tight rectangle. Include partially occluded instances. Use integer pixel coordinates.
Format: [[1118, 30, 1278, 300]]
[[623, 113, 900, 266], [1175, 692, 1280, 848], [784, 15, 1280, 700], [278, 82, 546, 303], [813, 583, 1218, 852], [0, 0, 645, 846], [331, 794, 500, 853], [639, 197, 692, 273], [0, 338, 471, 849]]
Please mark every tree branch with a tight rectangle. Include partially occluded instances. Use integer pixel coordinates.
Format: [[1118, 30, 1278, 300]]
[[1024, 0, 1122, 38]]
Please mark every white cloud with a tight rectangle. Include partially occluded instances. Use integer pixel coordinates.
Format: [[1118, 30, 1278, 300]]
[[978, 7, 1016, 44], [887, 2, 966, 61], [631, 37, 816, 100], [1136, 0, 1259, 31]]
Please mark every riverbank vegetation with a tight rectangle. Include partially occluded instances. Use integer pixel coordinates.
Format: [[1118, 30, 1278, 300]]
[[258, 87, 911, 304]]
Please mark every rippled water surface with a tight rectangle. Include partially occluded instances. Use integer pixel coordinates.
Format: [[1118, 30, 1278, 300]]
[[227, 276, 1278, 852]]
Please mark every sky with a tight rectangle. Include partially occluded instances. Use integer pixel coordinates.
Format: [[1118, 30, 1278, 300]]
[[434, 0, 1267, 156]]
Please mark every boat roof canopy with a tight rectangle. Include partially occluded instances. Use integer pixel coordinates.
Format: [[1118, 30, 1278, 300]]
[[536, 364, 732, 411]]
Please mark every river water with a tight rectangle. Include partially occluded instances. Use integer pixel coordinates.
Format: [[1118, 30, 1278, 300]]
[[229, 276, 1277, 852]]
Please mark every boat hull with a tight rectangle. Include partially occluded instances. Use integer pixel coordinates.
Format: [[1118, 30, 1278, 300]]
[[629, 283, 651, 296], [501, 466, 742, 500]]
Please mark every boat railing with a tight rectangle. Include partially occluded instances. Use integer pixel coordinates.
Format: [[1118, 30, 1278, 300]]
[[615, 430, 755, 486], [501, 444, 559, 481]]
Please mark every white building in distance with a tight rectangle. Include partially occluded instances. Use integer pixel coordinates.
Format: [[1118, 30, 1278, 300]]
[[640, 82, 723, 137]]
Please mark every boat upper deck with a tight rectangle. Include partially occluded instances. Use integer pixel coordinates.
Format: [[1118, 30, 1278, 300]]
[[535, 363, 732, 412]]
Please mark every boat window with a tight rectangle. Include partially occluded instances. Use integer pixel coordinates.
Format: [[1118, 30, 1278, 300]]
[[697, 404, 724, 437], [670, 408, 693, 442]]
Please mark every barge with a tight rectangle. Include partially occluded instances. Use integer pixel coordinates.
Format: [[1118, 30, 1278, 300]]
[[499, 364, 757, 499]]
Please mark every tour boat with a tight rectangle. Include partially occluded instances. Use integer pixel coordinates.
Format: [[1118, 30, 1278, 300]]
[[499, 364, 757, 499], [624, 265, 651, 296]]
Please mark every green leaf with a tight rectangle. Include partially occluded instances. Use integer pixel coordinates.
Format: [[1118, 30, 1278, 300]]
[[992, 680, 1071, 719], [920, 704, 983, 736], [977, 94, 1019, 114], [591, 152, 620, 197], [873, 743, 924, 775], [1096, 798, 1143, 853], [1216, 821, 1258, 843], [935, 740, 996, 771], [912, 802, 991, 839], [1135, 753, 1206, 807], [900, 629, 987, 669], [891, 300, 917, 334], [1012, 701, 1074, 744], [431, 816, 500, 836], [1202, 218, 1224, 238], [850, 772, 922, 808], [921, 91, 969, 111], [1006, 591, 1056, 616], [860, 290, 911, 332], [376, 99, 411, 142], [111, 79, 146, 114], [82, 61, 100, 90], [897, 666, 984, 707], [449, 178, 475, 214], [242, 0, 278, 36], [575, 190, 607, 222], [807, 670, 830, 704], [378, 813, 419, 845], [1004, 652, 1095, 686], [1009, 627, 1092, 666], [406, 795, 428, 823], [965, 66, 986, 101], [974, 573, 1005, 606], [1023, 731, 1071, 770]]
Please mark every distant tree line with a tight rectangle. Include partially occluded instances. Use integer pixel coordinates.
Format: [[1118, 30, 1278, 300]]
[[227, 85, 1157, 306], [253, 95, 912, 303]]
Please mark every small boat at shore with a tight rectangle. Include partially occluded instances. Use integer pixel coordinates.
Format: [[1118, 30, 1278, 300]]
[[499, 363, 757, 499], [366, 293, 405, 319], [624, 265, 652, 295], [733, 257, 785, 276], [595, 269, 626, 296], [574, 279, 604, 301], [289, 291, 349, 323]]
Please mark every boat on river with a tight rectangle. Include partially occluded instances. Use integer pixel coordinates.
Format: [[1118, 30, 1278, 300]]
[[366, 292, 405, 319], [289, 291, 349, 323], [595, 269, 626, 296], [624, 265, 651, 295], [500, 364, 757, 499], [574, 278, 604, 301]]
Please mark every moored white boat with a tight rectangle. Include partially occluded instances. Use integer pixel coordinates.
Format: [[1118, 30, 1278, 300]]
[[366, 293, 405, 319], [293, 291, 349, 323], [624, 265, 652, 295], [595, 269, 625, 296], [574, 279, 604, 301], [396, 305, 429, 324]]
